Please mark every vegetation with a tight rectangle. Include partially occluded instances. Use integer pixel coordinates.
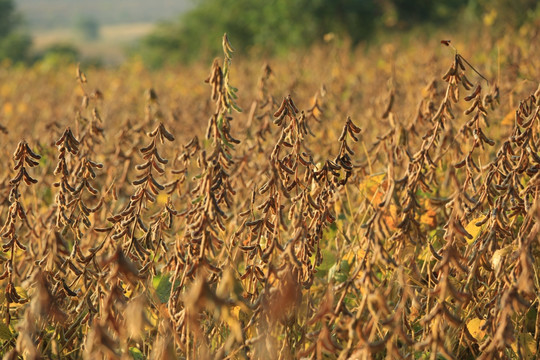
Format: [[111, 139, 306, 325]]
[[138, 0, 382, 66], [0, 0, 31, 63], [0, 22, 539, 360], [74, 16, 100, 41], [136, 0, 539, 67], [35, 43, 80, 65]]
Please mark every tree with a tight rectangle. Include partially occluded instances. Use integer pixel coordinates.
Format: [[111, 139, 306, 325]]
[[137, 0, 381, 67], [136, 0, 537, 68], [0, 0, 17, 37], [0, 0, 31, 63], [74, 16, 101, 41]]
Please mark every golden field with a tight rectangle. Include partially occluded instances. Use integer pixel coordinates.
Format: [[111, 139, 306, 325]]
[[0, 29, 539, 359]]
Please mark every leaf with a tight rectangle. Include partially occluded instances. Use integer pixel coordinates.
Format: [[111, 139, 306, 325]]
[[317, 250, 336, 272], [334, 260, 350, 283], [342, 248, 366, 266], [420, 199, 437, 228], [358, 173, 386, 197], [15, 286, 27, 299], [231, 305, 241, 320], [316, 249, 337, 278], [220, 306, 243, 342], [157, 193, 168, 206], [501, 109, 514, 126], [129, 347, 145, 360], [0, 322, 12, 340], [231, 101, 242, 113], [491, 245, 515, 272], [153, 274, 172, 303], [466, 318, 485, 341], [464, 216, 486, 244], [191, 196, 203, 205], [511, 332, 536, 360], [328, 263, 337, 281]]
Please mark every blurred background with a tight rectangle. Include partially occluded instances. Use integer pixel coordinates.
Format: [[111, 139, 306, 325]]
[[0, 0, 539, 68]]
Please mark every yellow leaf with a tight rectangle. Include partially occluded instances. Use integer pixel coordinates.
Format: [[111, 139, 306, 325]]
[[511, 332, 536, 360], [420, 202, 437, 228], [464, 217, 486, 244], [483, 9, 497, 27], [121, 282, 133, 298], [309, 95, 322, 119], [342, 248, 366, 266], [220, 306, 243, 342], [501, 110, 515, 126], [386, 204, 398, 229], [466, 318, 485, 341], [231, 305, 241, 320], [358, 173, 387, 206], [157, 193, 168, 206], [15, 286, 28, 301], [359, 173, 386, 193]]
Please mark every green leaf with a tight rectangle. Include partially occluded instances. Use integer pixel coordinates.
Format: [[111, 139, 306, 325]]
[[153, 274, 172, 303], [317, 249, 336, 271], [191, 196, 203, 204], [328, 263, 337, 280], [129, 346, 145, 360], [0, 322, 12, 340], [316, 249, 337, 278], [329, 260, 351, 283], [231, 102, 242, 113]]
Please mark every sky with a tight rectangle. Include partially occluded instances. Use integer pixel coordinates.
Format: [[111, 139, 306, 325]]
[[16, 0, 193, 30]]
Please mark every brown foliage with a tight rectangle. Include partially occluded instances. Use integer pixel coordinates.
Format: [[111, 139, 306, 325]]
[[0, 33, 539, 359]]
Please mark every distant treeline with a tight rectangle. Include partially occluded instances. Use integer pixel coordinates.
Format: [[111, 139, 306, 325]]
[[1, 0, 539, 66], [135, 0, 539, 67]]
